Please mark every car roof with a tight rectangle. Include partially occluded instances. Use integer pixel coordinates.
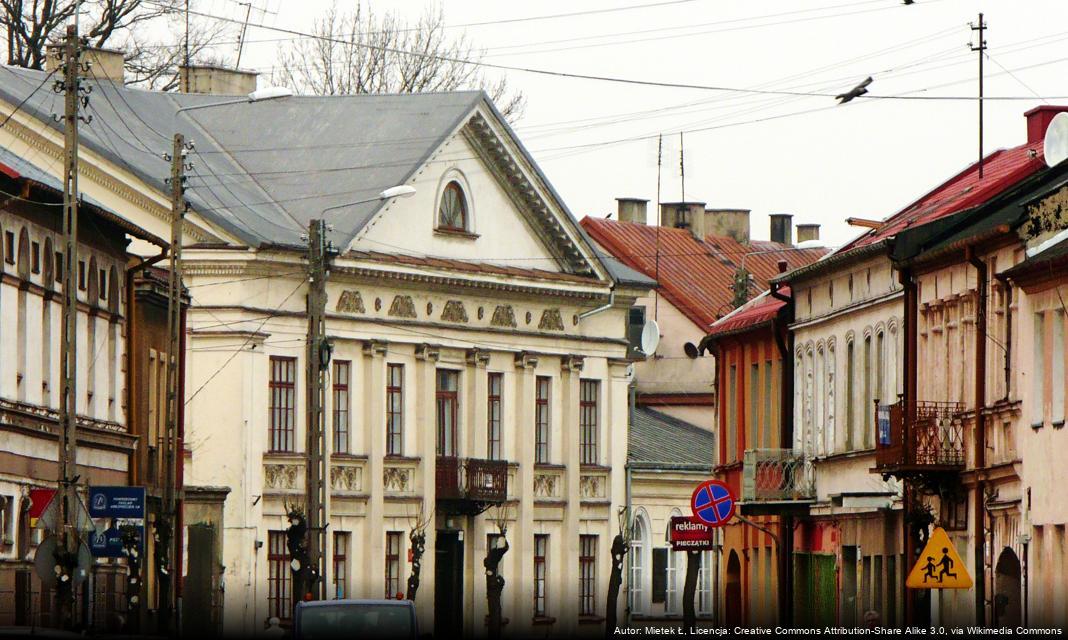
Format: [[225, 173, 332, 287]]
[[298, 599, 413, 608]]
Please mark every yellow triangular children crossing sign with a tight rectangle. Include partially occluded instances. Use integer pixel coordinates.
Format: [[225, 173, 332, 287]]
[[906, 526, 973, 589]]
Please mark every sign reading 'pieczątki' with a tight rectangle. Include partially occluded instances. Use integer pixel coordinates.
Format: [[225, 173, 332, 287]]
[[669, 516, 715, 550]]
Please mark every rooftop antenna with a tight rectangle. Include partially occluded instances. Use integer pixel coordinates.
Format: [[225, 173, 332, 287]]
[[970, 13, 987, 180], [654, 134, 662, 321], [679, 131, 686, 201]]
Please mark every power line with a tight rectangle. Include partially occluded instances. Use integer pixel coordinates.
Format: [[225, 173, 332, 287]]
[[0, 67, 58, 130]]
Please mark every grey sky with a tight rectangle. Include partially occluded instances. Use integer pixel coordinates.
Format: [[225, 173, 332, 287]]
[[201, 0, 1068, 248]]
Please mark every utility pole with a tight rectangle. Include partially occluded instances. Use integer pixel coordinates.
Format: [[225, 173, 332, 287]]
[[55, 23, 87, 630], [304, 219, 330, 602], [971, 13, 987, 179], [159, 132, 190, 634]]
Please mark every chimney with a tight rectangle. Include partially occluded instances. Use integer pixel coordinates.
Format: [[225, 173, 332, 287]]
[[796, 224, 821, 244], [769, 213, 794, 246], [179, 64, 258, 96], [616, 198, 649, 225], [46, 46, 125, 83], [704, 208, 750, 245], [1025, 106, 1068, 145], [660, 201, 707, 241]]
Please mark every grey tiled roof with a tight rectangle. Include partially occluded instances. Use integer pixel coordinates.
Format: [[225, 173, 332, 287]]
[[629, 406, 715, 469]]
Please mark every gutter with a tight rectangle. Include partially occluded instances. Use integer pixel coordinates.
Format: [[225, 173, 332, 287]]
[[896, 224, 1012, 270], [578, 286, 615, 320], [770, 240, 889, 285]]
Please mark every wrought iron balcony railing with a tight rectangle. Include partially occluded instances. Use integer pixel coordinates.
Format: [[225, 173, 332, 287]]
[[436, 456, 507, 512], [741, 448, 815, 502], [874, 400, 965, 473]]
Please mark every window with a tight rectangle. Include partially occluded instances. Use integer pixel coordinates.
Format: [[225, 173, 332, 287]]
[[534, 534, 548, 617], [3, 231, 13, 265], [1053, 312, 1065, 426], [763, 360, 773, 449], [698, 550, 713, 615], [629, 518, 645, 614], [98, 268, 107, 301], [864, 335, 873, 448], [54, 251, 63, 283], [652, 548, 668, 605], [437, 181, 467, 231], [665, 539, 679, 614], [332, 361, 350, 453], [749, 363, 759, 451], [436, 370, 459, 457], [535, 376, 551, 464], [30, 242, 39, 274], [727, 365, 737, 462], [487, 372, 502, 460], [826, 342, 837, 454], [876, 331, 885, 404], [267, 531, 291, 620], [269, 357, 296, 452], [78, 260, 86, 291], [333, 532, 349, 599], [579, 535, 597, 615], [387, 364, 404, 455], [1033, 313, 1045, 427], [580, 380, 599, 465], [385, 532, 402, 599], [846, 340, 855, 449]]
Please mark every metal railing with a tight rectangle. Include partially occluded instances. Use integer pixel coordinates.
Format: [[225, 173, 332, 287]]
[[741, 448, 815, 502], [436, 456, 507, 503], [875, 400, 965, 469]]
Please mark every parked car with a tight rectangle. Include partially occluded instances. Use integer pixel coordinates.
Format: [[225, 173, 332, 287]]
[[293, 599, 419, 639]]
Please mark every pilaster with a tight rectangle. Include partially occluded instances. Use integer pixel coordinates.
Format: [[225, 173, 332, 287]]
[[362, 339, 388, 598]]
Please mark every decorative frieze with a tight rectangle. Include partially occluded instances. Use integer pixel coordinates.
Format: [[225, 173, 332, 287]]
[[579, 473, 606, 499], [491, 304, 517, 328], [538, 308, 565, 331], [264, 464, 301, 490], [533, 473, 560, 499], [384, 466, 412, 492], [388, 295, 417, 318], [441, 300, 469, 323], [330, 465, 363, 492], [335, 290, 366, 314]]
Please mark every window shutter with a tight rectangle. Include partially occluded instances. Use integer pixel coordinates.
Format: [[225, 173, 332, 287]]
[[652, 548, 668, 603]]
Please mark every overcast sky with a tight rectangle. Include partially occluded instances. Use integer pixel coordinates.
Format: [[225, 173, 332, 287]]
[[198, 0, 1068, 248]]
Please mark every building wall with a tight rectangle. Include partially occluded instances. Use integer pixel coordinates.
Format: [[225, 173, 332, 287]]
[[631, 289, 716, 405]]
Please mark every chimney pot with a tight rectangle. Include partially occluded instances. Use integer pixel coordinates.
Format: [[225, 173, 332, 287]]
[[704, 208, 751, 244], [796, 224, 821, 244], [660, 201, 707, 241], [47, 46, 125, 83], [1025, 105, 1068, 146], [769, 213, 794, 246], [179, 64, 258, 96], [777, 259, 788, 273], [615, 198, 649, 225]]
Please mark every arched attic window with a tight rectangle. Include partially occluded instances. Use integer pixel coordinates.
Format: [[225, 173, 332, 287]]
[[437, 181, 468, 231]]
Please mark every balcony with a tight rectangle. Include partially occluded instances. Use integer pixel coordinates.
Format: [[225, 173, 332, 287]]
[[436, 456, 508, 515], [739, 449, 815, 516], [873, 401, 965, 477]]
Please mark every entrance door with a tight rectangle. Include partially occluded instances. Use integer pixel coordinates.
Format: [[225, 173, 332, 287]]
[[994, 548, 1022, 626], [434, 531, 464, 636], [725, 551, 742, 626]]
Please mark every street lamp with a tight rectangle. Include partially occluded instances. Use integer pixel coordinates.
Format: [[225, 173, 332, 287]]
[[321, 184, 418, 217]]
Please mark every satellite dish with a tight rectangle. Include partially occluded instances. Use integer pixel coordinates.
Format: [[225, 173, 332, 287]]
[[1043, 112, 1068, 167], [640, 319, 660, 355], [34, 535, 57, 587], [684, 342, 700, 359]]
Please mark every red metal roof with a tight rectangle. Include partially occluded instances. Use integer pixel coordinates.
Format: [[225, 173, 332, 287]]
[[842, 140, 1046, 252], [581, 218, 826, 328], [706, 287, 788, 337]]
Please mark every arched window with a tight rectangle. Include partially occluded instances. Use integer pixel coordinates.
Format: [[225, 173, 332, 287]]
[[437, 181, 467, 231], [665, 509, 683, 615], [629, 512, 649, 614], [825, 340, 836, 455]]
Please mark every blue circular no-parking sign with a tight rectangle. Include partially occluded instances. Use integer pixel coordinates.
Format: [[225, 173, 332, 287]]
[[690, 480, 736, 528]]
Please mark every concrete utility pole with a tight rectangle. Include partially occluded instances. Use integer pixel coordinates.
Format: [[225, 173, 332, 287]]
[[56, 23, 86, 629], [304, 218, 330, 601], [159, 132, 190, 633]]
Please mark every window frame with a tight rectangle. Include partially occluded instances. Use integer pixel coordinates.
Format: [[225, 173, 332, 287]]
[[332, 360, 351, 454], [267, 530, 291, 621], [535, 376, 551, 464], [533, 534, 548, 617], [333, 531, 349, 599], [487, 372, 503, 460], [436, 369, 460, 457], [385, 531, 403, 599], [579, 534, 597, 616], [437, 180, 468, 231], [269, 356, 297, 452], [387, 363, 404, 456], [579, 379, 599, 465]]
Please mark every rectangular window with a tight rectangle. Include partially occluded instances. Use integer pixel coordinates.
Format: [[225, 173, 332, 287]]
[[846, 341, 855, 449], [1053, 311, 1065, 426], [385, 532, 402, 599], [580, 380, 599, 465], [535, 376, 551, 464], [30, 241, 40, 274], [749, 363, 759, 451], [727, 365, 737, 462], [698, 550, 713, 615], [1034, 313, 1046, 427], [436, 370, 459, 457], [763, 360, 773, 448], [387, 364, 404, 455], [99, 268, 107, 300], [666, 549, 679, 614], [579, 535, 597, 615], [267, 531, 291, 621], [3, 231, 12, 264], [863, 336, 873, 448], [333, 532, 349, 599], [332, 361, 350, 453], [78, 260, 86, 291], [269, 356, 296, 452], [487, 372, 502, 460], [534, 534, 548, 617]]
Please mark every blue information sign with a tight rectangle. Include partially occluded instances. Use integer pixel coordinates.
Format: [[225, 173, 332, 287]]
[[88, 524, 144, 558], [877, 405, 891, 446], [88, 486, 145, 519]]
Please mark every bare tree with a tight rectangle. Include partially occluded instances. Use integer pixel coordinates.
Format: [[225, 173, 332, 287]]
[[271, 2, 525, 121], [0, 0, 233, 89]]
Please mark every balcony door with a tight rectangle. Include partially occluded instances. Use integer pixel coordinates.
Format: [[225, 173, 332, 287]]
[[436, 370, 459, 457]]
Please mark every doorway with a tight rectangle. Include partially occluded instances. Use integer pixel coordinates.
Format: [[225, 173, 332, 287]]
[[434, 530, 464, 636], [726, 550, 742, 626], [994, 547, 1022, 626]]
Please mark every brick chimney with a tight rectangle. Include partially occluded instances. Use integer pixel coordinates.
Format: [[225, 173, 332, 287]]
[[179, 64, 258, 95], [660, 202, 707, 241], [796, 224, 821, 243], [705, 208, 750, 245], [616, 198, 649, 225], [769, 213, 793, 246], [1025, 106, 1068, 145], [46, 46, 125, 83]]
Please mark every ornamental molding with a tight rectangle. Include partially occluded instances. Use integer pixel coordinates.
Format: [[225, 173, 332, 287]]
[[538, 308, 565, 332], [336, 290, 366, 314], [561, 355, 585, 374], [533, 473, 559, 498], [441, 300, 469, 323], [362, 339, 388, 357], [330, 465, 363, 492], [388, 295, 417, 318], [383, 467, 412, 492], [579, 474, 606, 499], [514, 351, 539, 370], [491, 304, 517, 328], [264, 463, 301, 490], [466, 347, 490, 368], [416, 343, 441, 362]]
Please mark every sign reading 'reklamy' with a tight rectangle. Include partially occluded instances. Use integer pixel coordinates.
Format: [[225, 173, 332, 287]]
[[669, 516, 715, 550]]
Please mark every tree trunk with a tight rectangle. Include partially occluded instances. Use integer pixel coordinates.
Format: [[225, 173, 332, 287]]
[[683, 550, 700, 632], [605, 533, 628, 636], [485, 537, 509, 640], [405, 530, 425, 601]]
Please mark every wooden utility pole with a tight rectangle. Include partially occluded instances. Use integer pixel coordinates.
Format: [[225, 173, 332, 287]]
[[971, 13, 987, 179], [304, 219, 329, 601], [158, 132, 189, 633], [56, 24, 85, 630]]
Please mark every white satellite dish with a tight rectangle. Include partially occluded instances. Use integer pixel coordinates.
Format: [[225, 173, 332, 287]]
[[640, 319, 660, 355], [1043, 112, 1068, 168]]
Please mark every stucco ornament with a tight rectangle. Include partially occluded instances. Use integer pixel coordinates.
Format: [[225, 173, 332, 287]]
[[264, 464, 300, 490], [490, 305, 517, 328], [441, 300, 469, 323], [383, 467, 411, 492], [330, 466, 362, 492], [533, 473, 558, 498], [335, 290, 365, 314], [388, 295, 417, 318], [579, 474, 605, 499], [538, 308, 564, 331]]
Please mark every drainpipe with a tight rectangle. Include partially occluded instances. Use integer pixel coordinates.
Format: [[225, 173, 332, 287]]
[[769, 276, 794, 626], [899, 266, 919, 625], [625, 382, 635, 627], [578, 287, 615, 320], [966, 246, 988, 626]]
